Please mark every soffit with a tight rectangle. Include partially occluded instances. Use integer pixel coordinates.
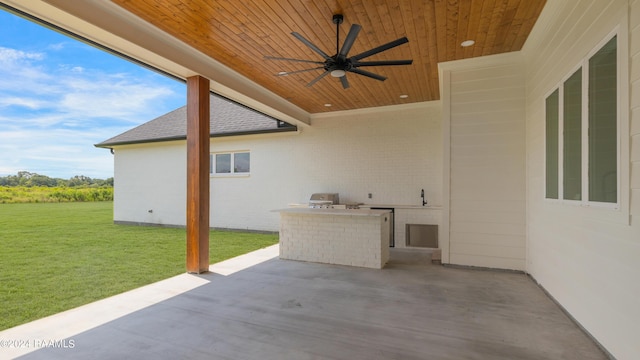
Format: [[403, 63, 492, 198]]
[[3, 0, 546, 118], [110, 0, 545, 114]]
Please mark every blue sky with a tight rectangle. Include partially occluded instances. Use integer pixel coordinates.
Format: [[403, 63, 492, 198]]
[[0, 9, 187, 179]]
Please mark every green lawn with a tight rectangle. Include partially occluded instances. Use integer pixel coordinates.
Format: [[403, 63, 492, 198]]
[[0, 202, 278, 331]]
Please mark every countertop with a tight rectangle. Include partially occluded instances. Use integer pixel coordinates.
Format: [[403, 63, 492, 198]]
[[359, 204, 443, 210], [285, 204, 443, 210], [275, 208, 391, 217]]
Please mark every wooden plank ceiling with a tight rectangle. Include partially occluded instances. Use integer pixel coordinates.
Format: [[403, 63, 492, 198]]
[[112, 0, 546, 113]]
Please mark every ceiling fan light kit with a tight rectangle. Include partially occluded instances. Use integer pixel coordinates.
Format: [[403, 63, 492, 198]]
[[265, 14, 413, 89]]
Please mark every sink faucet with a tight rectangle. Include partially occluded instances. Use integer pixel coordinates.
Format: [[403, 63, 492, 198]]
[[421, 189, 427, 206]]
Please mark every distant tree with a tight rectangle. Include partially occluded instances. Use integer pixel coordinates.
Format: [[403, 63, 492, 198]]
[[17, 171, 34, 179], [68, 175, 93, 187], [26, 174, 57, 187], [0, 172, 113, 188], [95, 177, 114, 187], [0, 175, 18, 186], [16, 171, 35, 186]]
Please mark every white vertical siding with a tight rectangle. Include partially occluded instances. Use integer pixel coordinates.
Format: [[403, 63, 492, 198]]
[[524, 0, 640, 358], [632, 0, 640, 221], [440, 55, 527, 270]]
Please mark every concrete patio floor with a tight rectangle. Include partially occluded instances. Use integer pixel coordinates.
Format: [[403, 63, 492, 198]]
[[1, 245, 608, 359]]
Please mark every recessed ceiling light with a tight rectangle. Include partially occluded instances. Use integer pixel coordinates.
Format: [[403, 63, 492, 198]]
[[324, 103, 332, 107], [399, 94, 409, 99], [461, 40, 475, 47], [278, 71, 288, 76]]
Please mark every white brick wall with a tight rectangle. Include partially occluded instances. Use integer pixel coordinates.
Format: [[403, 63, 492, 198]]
[[279, 210, 390, 269]]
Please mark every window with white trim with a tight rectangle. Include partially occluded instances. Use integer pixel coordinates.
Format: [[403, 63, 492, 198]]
[[210, 151, 250, 175], [545, 33, 619, 206]]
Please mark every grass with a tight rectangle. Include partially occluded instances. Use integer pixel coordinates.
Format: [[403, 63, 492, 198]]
[[0, 202, 278, 331], [0, 186, 113, 203]]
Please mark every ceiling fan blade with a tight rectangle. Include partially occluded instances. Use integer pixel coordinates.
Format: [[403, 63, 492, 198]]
[[351, 37, 409, 61], [306, 70, 330, 87], [338, 24, 362, 59], [348, 68, 387, 81], [340, 75, 350, 89], [264, 56, 325, 65], [277, 67, 325, 76], [352, 59, 413, 67], [291, 32, 332, 60]]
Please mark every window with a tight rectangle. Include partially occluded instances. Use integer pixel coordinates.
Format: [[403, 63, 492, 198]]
[[233, 152, 250, 173], [215, 153, 231, 173], [545, 34, 619, 206], [210, 151, 250, 175], [588, 37, 617, 203], [545, 89, 559, 199], [563, 68, 582, 200]]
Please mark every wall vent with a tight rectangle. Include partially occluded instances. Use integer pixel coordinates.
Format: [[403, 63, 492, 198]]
[[406, 224, 438, 248]]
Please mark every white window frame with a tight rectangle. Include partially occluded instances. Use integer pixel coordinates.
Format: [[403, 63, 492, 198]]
[[210, 151, 250, 177], [544, 87, 560, 200], [543, 25, 630, 223]]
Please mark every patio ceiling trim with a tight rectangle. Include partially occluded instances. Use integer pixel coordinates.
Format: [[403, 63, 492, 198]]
[[0, 0, 311, 126], [310, 100, 439, 123]]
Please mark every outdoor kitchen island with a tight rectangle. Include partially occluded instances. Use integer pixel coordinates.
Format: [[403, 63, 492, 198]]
[[276, 208, 391, 269]]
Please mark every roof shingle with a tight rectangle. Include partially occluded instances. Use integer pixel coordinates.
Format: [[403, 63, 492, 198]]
[[96, 94, 294, 147]]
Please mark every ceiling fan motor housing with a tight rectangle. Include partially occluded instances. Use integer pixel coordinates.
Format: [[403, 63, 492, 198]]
[[265, 14, 412, 88]]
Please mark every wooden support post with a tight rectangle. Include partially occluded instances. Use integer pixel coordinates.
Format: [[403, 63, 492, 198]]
[[186, 75, 210, 273]]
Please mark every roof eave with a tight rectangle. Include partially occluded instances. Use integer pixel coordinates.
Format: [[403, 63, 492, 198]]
[[94, 126, 298, 148]]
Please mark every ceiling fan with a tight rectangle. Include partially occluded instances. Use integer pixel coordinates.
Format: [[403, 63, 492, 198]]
[[265, 14, 413, 89]]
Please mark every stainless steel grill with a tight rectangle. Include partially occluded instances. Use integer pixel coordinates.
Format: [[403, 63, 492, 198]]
[[307, 193, 361, 209], [309, 193, 339, 208]]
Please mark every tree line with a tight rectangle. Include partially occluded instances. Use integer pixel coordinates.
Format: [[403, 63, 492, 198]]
[[0, 171, 113, 187]]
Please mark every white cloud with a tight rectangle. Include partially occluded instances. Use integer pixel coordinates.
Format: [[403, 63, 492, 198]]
[[47, 43, 65, 51], [0, 126, 121, 178], [0, 45, 181, 122], [0, 43, 185, 179], [0, 48, 51, 90], [0, 47, 44, 63], [58, 79, 174, 120], [0, 96, 43, 109]]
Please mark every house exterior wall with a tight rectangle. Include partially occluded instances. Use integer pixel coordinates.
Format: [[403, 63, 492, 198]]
[[212, 102, 442, 232], [114, 142, 186, 226], [112, 102, 442, 233], [633, 0, 640, 226], [439, 54, 527, 270], [523, 0, 640, 358]]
